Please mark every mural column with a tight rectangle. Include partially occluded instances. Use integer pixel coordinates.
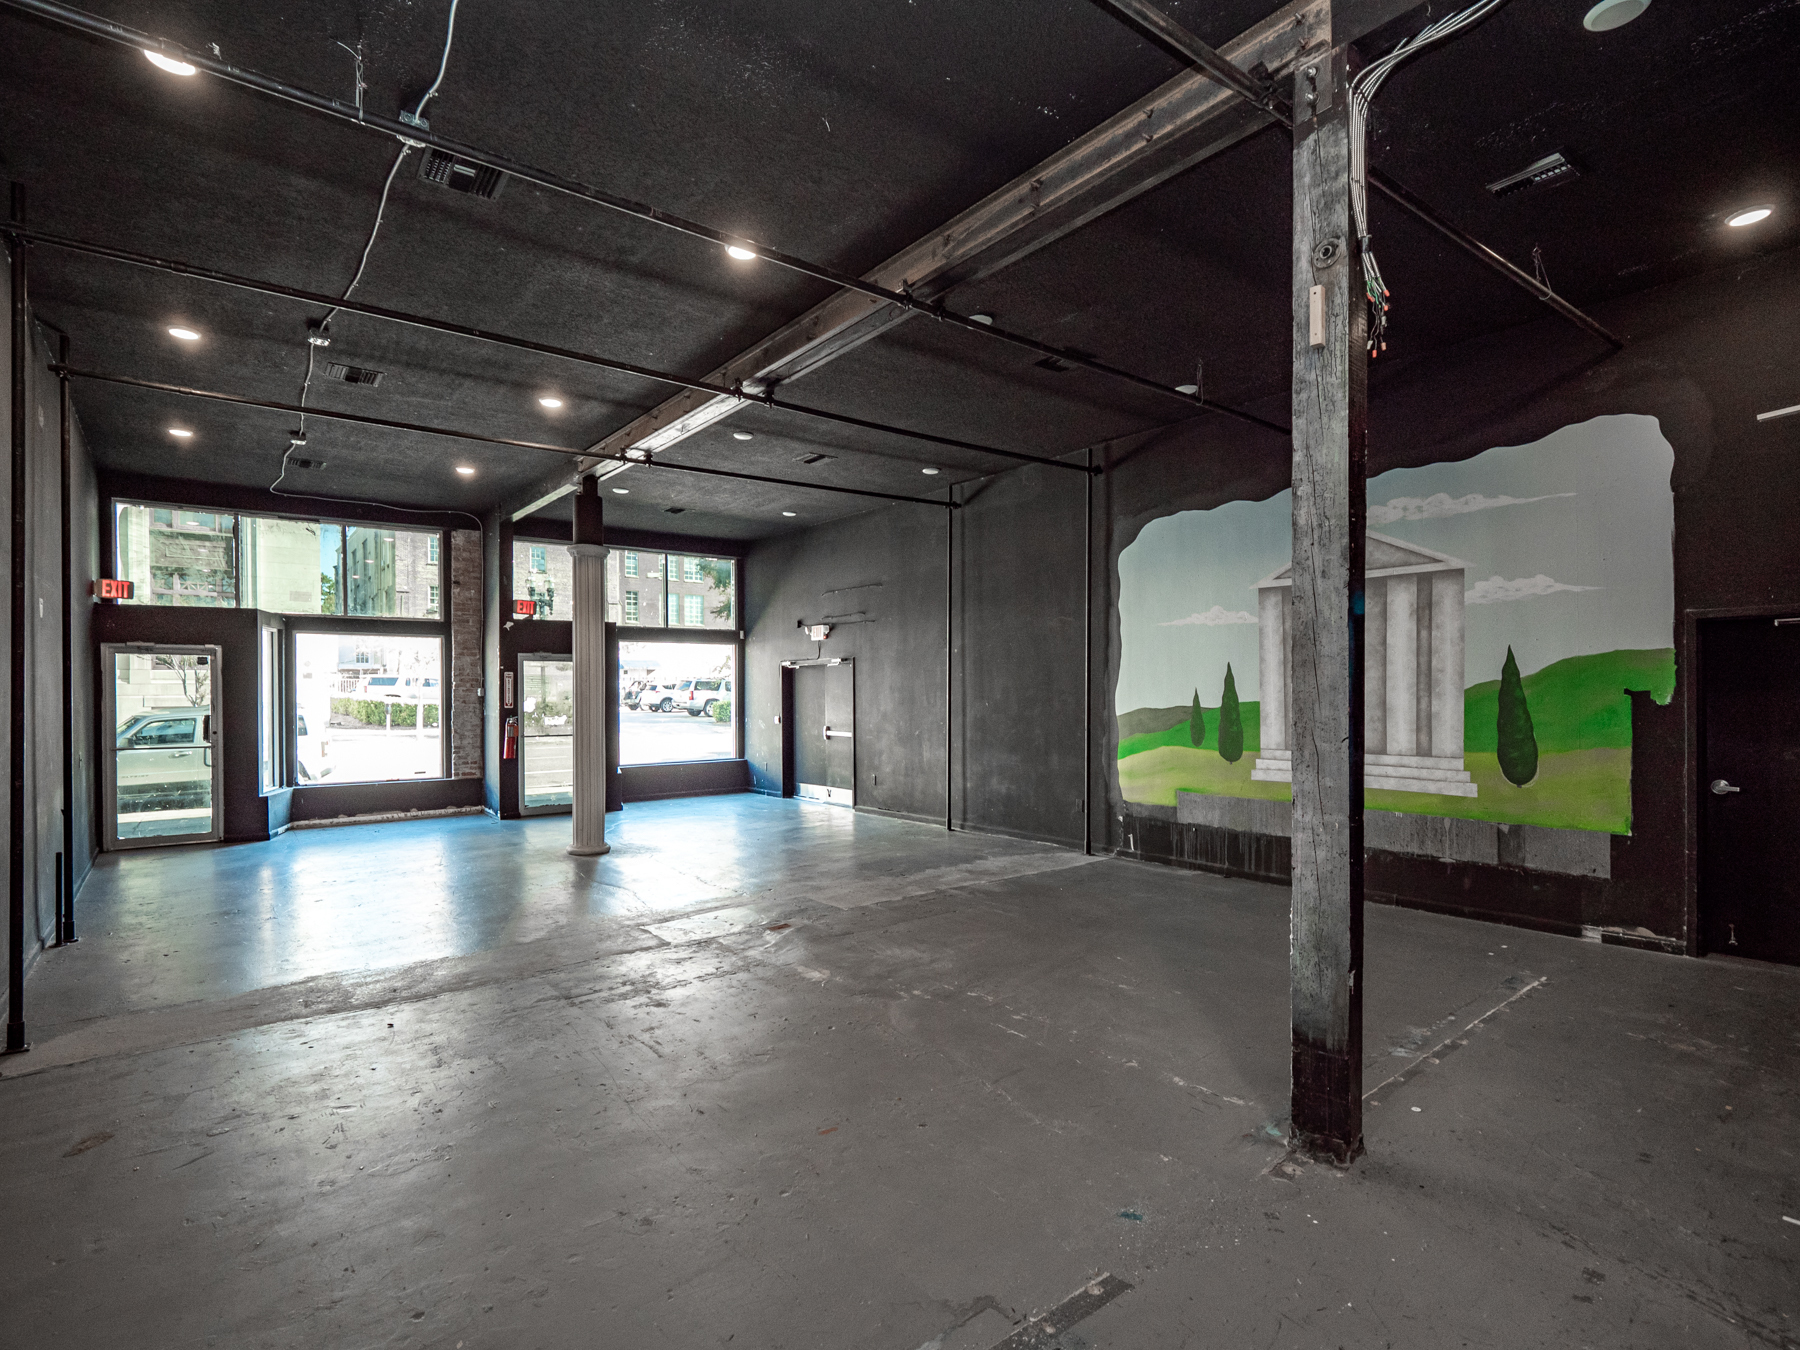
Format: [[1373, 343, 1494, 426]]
[[1287, 37, 1366, 1165], [1429, 569, 1465, 758], [1386, 574, 1418, 756], [1258, 585, 1288, 751]]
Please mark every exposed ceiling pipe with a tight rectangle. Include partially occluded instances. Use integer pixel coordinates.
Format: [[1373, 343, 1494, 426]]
[[50, 366, 962, 510], [1089, 0, 1625, 351], [8, 225, 1094, 476], [0, 0, 1276, 428]]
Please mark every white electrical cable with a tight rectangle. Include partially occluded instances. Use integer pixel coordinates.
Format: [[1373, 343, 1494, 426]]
[[1348, 0, 1509, 355], [279, 0, 463, 493]]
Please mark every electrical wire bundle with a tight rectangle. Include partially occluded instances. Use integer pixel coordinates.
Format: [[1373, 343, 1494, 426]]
[[1348, 0, 1508, 357]]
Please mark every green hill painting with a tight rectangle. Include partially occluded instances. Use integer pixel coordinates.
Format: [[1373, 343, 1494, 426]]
[[1118, 648, 1674, 832], [1114, 416, 1676, 835]]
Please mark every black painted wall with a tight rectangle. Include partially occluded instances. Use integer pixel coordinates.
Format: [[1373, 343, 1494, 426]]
[[1, 254, 102, 977], [745, 242, 1800, 953]]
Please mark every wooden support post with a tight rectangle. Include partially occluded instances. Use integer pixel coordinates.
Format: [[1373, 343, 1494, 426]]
[[1288, 42, 1366, 1163]]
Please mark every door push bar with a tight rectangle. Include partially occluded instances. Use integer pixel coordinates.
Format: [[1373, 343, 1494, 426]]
[[823, 726, 853, 740]]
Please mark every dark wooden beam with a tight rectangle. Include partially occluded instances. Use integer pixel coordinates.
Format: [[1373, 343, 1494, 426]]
[[1287, 41, 1365, 1164]]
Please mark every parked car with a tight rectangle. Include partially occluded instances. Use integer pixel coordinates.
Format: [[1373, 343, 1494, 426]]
[[622, 680, 650, 711], [115, 708, 211, 810], [363, 675, 439, 702], [680, 676, 732, 717], [643, 679, 694, 713]]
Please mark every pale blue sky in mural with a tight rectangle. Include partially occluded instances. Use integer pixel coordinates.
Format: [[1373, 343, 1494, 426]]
[[1117, 414, 1675, 713]]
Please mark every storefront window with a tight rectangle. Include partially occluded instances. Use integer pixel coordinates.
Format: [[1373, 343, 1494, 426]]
[[294, 633, 443, 783]]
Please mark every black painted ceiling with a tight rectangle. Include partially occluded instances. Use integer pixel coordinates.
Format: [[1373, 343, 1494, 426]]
[[3, 0, 1796, 538]]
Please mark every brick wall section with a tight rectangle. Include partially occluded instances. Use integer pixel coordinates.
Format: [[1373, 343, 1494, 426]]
[[450, 528, 484, 778]]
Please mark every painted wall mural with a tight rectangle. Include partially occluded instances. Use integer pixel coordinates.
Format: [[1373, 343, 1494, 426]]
[[1116, 415, 1675, 833]]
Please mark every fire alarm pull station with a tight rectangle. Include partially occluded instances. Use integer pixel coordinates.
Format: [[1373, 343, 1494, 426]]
[[95, 578, 134, 600], [502, 670, 515, 709]]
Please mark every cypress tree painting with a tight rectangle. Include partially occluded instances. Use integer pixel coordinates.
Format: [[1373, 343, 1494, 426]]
[[1189, 688, 1205, 747], [1496, 645, 1539, 786], [1217, 664, 1244, 763]]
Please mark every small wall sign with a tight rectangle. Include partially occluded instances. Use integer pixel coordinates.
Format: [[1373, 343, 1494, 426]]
[[94, 578, 134, 600]]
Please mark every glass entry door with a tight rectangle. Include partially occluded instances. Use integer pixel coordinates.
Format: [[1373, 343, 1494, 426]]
[[103, 644, 223, 849], [518, 655, 574, 813]]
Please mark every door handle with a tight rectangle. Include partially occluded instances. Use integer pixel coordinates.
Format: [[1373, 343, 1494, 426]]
[[1710, 779, 1741, 795], [171, 750, 193, 758], [823, 726, 852, 740]]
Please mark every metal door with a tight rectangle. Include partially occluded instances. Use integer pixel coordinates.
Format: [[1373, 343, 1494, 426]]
[[102, 644, 223, 849], [1700, 618, 1800, 962], [792, 660, 854, 805], [519, 654, 575, 813]]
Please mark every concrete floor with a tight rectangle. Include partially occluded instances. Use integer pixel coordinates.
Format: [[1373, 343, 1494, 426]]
[[2, 795, 1796, 1348]]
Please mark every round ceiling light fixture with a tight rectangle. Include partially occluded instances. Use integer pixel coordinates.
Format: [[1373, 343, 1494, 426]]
[[921, 466, 941, 475], [1582, 0, 1649, 32], [732, 431, 753, 441], [612, 487, 630, 494], [1727, 206, 1774, 228], [1175, 383, 1199, 395], [968, 313, 995, 326], [782, 511, 797, 517], [726, 245, 757, 261], [455, 465, 476, 476], [168, 427, 193, 438], [144, 49, 197, 76], [538, 396, 564, 408], [167, 326, 201, 341]]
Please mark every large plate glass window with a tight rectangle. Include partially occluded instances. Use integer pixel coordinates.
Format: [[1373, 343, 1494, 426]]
[[620, 641, 735, 765], [294, 633, 444, 783]]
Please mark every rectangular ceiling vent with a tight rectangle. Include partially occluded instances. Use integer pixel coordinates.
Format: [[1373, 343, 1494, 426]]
[[287, 456, 327, 471], [796, 452, 836, 465], [418, 149, 507, 200], [325, 362, 384, 387], [1485, 152, 1579, 198], [663, 506, 688, 515], [1034, 354, 1074, 373]]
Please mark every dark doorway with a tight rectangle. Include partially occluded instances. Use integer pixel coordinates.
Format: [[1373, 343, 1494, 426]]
[[788, 660, 855, 805], [1700, 617, 1800, 963]]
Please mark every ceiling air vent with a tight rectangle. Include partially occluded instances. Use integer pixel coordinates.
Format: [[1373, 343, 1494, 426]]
[[418, 148, 506, 200], [1034, 354, 1073, 373], [325, 362, 385, 387], [1485, 152, 1579, 198], [796, 452, 835, 465], [663, 506, 688, 515], [287, 456, 328, 471]]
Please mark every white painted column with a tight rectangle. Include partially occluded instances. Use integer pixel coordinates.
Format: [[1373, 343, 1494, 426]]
[[1430, 569, 1465, 760], [1259, 585, 1288, 751], [1385, 574, 1417, 756], [567, 541, 610, 856]]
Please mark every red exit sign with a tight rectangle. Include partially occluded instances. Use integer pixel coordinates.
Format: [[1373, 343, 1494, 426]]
[[513, 599, 537, 617], [95, 578, 134, 600]]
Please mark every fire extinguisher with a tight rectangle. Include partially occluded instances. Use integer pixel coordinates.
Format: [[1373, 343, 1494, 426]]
[[503, 716, 518, 760]]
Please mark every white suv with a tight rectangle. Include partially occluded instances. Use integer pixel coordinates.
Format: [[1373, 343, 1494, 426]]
[[680, 677, 731, 718]]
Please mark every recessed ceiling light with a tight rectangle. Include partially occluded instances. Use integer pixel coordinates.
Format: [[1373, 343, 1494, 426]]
[[1582, 0, 1648, 31], [782, 511, 797, 517], [1727, 207, 1773, 228], [168, 428, 192, 438], [168, 326, 201, 341], [733, 431, 753, 440], [612, 487, 629, 494], [726, 245, 757, 261], [1175, 383, 1199, 395], [455, 465, 475, 475], [144, 49, 197, 76], [539, 396, 564, 408], [921, 467, 940, 475], [968, 313, 995, 325]]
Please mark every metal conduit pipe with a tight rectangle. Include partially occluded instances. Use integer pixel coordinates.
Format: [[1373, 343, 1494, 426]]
[[1365, 170, 1625, 350], [6, 226, 1094, 477], [56, 332, 75, 946], [50, 366, 961, 511], [0, 0, 1287, 436]]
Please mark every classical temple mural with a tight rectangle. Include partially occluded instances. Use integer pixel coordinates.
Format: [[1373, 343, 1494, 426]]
[[1115, 415, 1676, 833]]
